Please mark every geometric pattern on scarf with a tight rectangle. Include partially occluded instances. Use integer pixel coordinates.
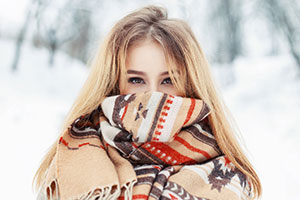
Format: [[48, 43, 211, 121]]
[[38, 91, 253, 200]]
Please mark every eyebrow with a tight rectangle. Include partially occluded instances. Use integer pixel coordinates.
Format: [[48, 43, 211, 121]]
[[127, 70, 169, 76]]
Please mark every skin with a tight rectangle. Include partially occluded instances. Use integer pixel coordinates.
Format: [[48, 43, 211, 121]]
[[119, 39, 181, 96]]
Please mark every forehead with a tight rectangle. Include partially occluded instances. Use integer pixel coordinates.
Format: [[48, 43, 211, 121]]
[[125, 40, 169, 73]]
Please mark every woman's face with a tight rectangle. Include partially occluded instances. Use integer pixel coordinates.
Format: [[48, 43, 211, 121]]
[[119, 40, 181, 96]]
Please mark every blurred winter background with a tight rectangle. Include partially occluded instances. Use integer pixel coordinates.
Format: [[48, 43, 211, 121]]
[[0, 0, 299, 199]]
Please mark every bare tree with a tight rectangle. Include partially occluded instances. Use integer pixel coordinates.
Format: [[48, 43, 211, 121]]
[[35, 0, 94, 66], [205, 0, 243, 87], [207, 0, 243, 64], [11, 0, 40, 72], [61, 7, 93, 63], [259, 0, 300, 68]]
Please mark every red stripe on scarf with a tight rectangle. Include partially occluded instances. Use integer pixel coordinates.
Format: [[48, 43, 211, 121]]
[[133, 194, 148, 199], [59, 137, 68, 146], [78, 142, 89, 147], [59, 137, 105, 150], [118, 194, 148, 200], [132, 142, 138, 148], [145, 142, 197, 164], [183, 98, 196, 125], [121, 105, 128, 121], [174, 136, 211, 160]]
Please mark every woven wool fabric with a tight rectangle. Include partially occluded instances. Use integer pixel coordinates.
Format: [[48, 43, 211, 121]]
[[38, 91, 253, 200]]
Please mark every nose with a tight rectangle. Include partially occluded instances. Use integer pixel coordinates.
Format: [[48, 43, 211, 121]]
[[147, 82, 159, 93]]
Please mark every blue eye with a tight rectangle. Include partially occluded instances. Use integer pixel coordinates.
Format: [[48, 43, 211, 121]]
[[161, 77, 172, 85], [128, 77, 145, 84]]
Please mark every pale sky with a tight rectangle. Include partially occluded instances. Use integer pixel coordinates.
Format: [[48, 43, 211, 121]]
[[0, 0, 29, 25]]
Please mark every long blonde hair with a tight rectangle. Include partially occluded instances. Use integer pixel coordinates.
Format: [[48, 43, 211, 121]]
[[33, 5, 261, 198]]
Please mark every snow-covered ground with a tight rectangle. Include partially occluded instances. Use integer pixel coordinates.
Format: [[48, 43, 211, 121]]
[[1, 37, 299, 199], [0, 39, 88, 199], [213, 55, 300, 199]]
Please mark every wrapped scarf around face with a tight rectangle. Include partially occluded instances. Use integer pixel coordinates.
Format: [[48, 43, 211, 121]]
[[38, 91, 252, 200]]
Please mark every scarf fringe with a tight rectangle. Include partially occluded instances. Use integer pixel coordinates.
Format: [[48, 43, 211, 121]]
[[79, 184, 121, 200], [41, 153, 136, 200], [122, 180, 137, 200], [45, 178, 59, 200], [42, 178, 123, 200]]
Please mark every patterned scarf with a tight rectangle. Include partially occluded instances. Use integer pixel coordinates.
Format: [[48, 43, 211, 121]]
[[38, 91, 252, 200]]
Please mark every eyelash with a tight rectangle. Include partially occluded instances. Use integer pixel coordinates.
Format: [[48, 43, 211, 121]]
[[128, 77, 172, 85]]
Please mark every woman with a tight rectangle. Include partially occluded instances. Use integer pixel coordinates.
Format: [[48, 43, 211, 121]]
[[33, 5, 261, 200]]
